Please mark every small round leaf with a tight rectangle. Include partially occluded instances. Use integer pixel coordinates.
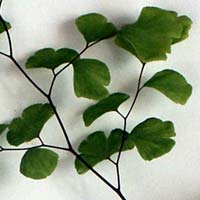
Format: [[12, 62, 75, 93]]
[[76, 13, 117, 43], [20, 148, 58, 179]]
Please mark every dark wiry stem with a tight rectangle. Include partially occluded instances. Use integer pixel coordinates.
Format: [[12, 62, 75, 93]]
[[0, 15, 48, 98], [48, 69, 56, 96], [0, 4, 127, 199], [48, 40, 101, 96], [115, 63, 146, 190], [125, 63, 146, 119], [47, 97, 73, 149], [108, 157, 117, 165], [10, 57, 48, 97], [56, 40, 101, 76], [0, 145, 42, 152], [38, 136, 44, 145], [0, 15, 13, 56], [0, 144, 70, 152]]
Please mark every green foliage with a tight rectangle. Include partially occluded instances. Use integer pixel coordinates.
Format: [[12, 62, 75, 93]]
[[144, 69, 192, 105], [20, 148, 58, 179], [7, 104, 54, 146], [75, 129, 134, 174], [76, 117, 176, 173], [73, 59, 110, 100], [26, 48, 79, 69], [0, 19, 11, 34], [115, 7, 192, 62], [130, 118, 175, 161], [0, 124, 8, 135], [76, 13, 117, 43], [83, 93, 129, 126], [0, 6, 193, 199]]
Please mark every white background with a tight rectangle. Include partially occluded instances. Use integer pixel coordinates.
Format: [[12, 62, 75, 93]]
[[0, 0, 200, 200]]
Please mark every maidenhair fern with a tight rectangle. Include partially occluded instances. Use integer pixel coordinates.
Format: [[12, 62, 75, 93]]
[[0, 3, 192, 200]]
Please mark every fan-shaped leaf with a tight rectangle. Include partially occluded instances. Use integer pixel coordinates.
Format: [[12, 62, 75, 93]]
[[7, 104, 54, 146], [73, 59, 110, 100], [76, 13, 117, 43], [26, 48, 79, 69], [83, 93, 129, 126], [130, 118, 175, 161], [115, 7, 192, 62], [20, 148, 58, 179], [144, 69, 192, 105]]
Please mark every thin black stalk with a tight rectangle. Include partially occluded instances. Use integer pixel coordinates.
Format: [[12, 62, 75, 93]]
[[125, 63, 146, 119], [43, 144, 69, 151], [108, 157, 117, 165], [47, 97, 73, 150], [0, 144, 43, 152], [116, 110, 126, 119], [108, 156, 122, 190], [115, 117, 127, 190], [116, 163, 121, 189], [0, 51, 9, 57], [48, 40, 102, 96], [117, 190, 127, 200], [115, 63, 146, 190], [38, 136, 44, 145], [0, 6, 127, 199], [47, 96, 127, 199], [49, 70, 56, 96], [0, 144, 70, 152], [0, 14, 48, 98], [56, 40, 101, 76], [0, 15, 13, 56], [10, 57, 48, 97], [55, 43, 88, 76], [69, 149, 127, 200]]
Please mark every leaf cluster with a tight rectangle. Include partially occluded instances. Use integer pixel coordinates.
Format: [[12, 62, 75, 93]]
[[0, 6, 192, 187]]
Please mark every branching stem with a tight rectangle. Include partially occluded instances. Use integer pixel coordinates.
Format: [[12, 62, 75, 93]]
[[0, 14, 48, 98], [0, 144, 70, 152], [108, 157, 117, 165], [48, 40, 101, 96], [0, 2, 149, 198], [0, 7, 127, 200], [115, 62, 146, 190], [125, 63, 146, 119]]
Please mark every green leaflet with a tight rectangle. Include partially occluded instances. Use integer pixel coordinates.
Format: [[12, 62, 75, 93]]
[[76, 13, 117, 43], [0, 124, 8, 135], [0, 19, 11, 34], [144, 69, 192, 105], [83, 93, 130, 126], [0, 8, 191, 191], [7, 104, 54, 146], [73, 59, 110, 100], [75, 129, 134, 174], [115, 7, 192, 62], [26, 48, 79, 69], [130, 118, 176, 161], [20, 148, 58, 179], [76, 117, 176, 174]]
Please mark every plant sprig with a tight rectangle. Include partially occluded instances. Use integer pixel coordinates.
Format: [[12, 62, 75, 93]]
[[0, 2, 192, 200]]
